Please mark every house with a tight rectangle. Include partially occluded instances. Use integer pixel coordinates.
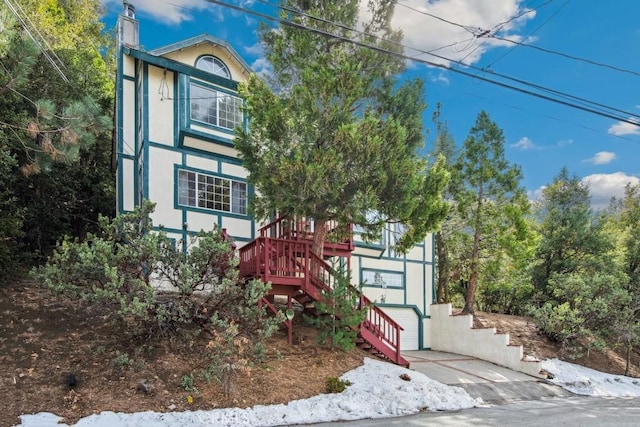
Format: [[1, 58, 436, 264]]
[[115, 4, 436, 364]]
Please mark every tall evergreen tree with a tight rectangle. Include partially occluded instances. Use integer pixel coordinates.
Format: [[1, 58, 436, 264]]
[[530, 168, 626, 352], [531, 168, 609, 296], [235, 0, 449, 257], [452, 110, 529, 314], [606, 183, 640, 374], [430, 105, 457, 303], [0, 0, 113, 261]]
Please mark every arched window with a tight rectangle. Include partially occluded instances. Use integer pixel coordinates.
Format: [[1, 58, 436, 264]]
[[195, 55, 231, 79]]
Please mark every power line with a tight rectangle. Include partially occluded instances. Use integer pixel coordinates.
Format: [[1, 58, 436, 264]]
[[463, 91, 640, 144], [395, 1, 479, 35], [487, 0, 572, 68], [224, 0, 640, 127], [3, 0, 70, 83], [490, 0, 555, 33], [392, 0, 640, 81], [487, 34, 640, 78], [396, 0, 556, 65]]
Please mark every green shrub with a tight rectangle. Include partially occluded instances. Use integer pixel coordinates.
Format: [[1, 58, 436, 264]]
[[33, 201, 276, 338], [111, 350, 133, 368], [181, 373, 198, 393], [479, 280, 534, 316], [531, 302, 585, 350], [326, 376, 352, 393], [33, 201, 283, 394], [304, 265, 368, 351], [0, 148, 24, 285]]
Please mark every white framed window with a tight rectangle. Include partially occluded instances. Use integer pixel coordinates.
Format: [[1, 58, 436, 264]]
[[195, 55, 231, 79], [178, 169, 247, 215], [362, 269, 404, 289], [190, 82, 243, 131]]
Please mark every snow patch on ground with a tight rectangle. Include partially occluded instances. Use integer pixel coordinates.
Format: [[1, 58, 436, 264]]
[[19, 357, 640, 426], [542, 358, 640, 397], [17, 358, 482, 427]]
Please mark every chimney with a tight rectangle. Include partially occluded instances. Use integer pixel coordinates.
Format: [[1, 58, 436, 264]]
[[118, 1, 139, 49], [123, 1, 136, 18]]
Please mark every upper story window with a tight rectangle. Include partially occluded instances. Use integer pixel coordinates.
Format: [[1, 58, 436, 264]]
[[195, 55, 231, 79], [190, 82, 243, 131]]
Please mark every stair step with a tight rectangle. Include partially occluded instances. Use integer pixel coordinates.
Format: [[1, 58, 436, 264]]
[[240, 227, 406, 367]]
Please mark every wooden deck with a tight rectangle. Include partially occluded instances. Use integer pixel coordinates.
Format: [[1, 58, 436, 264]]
[[238, 217, 408, 367]]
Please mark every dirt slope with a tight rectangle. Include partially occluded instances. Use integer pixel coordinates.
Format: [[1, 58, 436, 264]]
[[474, 311, 640, 378], [1, 280, 638, 427]]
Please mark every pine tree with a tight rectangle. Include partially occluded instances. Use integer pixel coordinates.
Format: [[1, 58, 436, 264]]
[[0, 0, 114, 259], [234, 0, 449, 257], [530, 169, 626, 353], [453, 111, 529, 314], [430, 105, 457, 304]]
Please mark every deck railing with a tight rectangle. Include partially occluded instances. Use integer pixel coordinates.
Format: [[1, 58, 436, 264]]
[[258, 217, 353, 248], [239, 234, 406, 365], [359, 292, 403, 364]]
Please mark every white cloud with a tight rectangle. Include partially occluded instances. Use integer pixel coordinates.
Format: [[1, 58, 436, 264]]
[[388, 0, 536, 67], [527, 186, 546, 203], [557, 139, 573, 147], [430, 71, 450, 85], [102, 0, 211, 25], [244, 42, 264, 56], [102, 0, 257, 25], [529, 172, 639, 210], [585, 151, 616, 165], [608, 118, 640, 136], [582, 172, 640, 209], [251, 57, 273, 79], [510, 136, 535, 150]]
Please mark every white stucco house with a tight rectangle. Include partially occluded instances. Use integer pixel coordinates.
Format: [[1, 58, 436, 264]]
[[115, 4, 437, 364]]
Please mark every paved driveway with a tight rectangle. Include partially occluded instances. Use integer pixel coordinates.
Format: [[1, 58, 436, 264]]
[[402, 350, 573, 403]]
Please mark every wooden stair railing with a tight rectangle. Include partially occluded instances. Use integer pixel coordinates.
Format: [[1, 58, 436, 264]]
[[305, 251, 409, 367], [238, 223, 408, 367]]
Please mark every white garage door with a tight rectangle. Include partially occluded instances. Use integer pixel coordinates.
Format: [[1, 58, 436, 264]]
[[381, 307, 419, 350]]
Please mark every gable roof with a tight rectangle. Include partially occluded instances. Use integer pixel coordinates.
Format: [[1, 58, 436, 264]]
[[149, 34, 252, 74]]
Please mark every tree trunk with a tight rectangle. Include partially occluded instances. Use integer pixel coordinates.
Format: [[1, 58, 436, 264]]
[[312, 218, 327, 259], [435, 231, 450, 304], [626, 344, 631, 377], [462, 230, 480, 314], [463, 183, 483, 315]]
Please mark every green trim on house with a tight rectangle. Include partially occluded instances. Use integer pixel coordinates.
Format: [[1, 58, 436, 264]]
[[123, 47, 238, 91], [149, 33, 253, 74], [360, 267, 405, 290], [375, 303, 428, 349], [181, 152, 188, 253], [172, 164, 251, 220], [142, 62, 150, 202], [147, 141, 243, 166], [178, 128, 236, 150]]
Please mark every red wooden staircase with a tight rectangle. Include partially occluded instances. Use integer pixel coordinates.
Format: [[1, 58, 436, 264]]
[[238, 217, 409, 367]]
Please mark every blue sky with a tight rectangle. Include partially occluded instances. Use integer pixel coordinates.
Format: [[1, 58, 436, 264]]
[[101, 0, 640, 208]]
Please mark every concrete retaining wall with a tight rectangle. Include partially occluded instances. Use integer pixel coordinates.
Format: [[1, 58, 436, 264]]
[[430, 303, 544, 378]]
